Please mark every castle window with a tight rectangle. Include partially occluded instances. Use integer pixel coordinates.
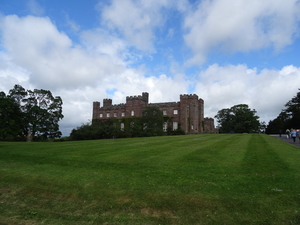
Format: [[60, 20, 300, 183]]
[[131, 110, 134, 116], [120, 123, 124, 131], [163, 110, 167, 115], [173, 109, 178, 115], [163, 122, 167, 132], [173, 122, 178, 130], [100, 113, 103, 118], [107, 113, 110, 117], [121, 112, 125, 117], [191, 124, 194, 130], [114, 112, 117, 117]]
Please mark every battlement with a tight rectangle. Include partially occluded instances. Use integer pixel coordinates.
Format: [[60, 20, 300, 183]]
[[100, 103, 126, 110], [93, 101, 100, 107], [126, 92, 149, 103], [148, 102, 179, 107], [103, 98, 112, 107], [180, 94, 198, 99], [126, 95, 143, 101]]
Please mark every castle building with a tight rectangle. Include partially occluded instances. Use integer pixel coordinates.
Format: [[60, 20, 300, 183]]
[[92, 92, 216, 134]]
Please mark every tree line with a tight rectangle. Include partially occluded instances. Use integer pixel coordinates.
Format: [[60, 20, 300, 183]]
[[3, 84, 297, 141], [214, 89, 300, 134], [0, 84, 64, 141]]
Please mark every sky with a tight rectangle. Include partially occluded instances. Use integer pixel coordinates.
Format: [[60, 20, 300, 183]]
[[1, 0, 300, 136]]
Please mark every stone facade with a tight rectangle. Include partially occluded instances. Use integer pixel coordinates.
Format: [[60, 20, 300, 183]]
[[204, 117, 217, 133], [92, 92, 215, 134]]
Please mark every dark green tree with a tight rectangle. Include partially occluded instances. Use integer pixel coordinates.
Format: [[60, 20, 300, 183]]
[[214, 108, 233, 133], [265, 111, 288, 134], [266, 89, 300, 134], [215, 104, 260, 133], [0, 92, 24, 140], [141, 106, 164, 136], [283, 89, 300, 129], [8, 84, 64, 140]]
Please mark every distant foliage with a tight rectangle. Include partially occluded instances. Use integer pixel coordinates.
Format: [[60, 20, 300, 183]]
[[70, 106, 185, 140], [141, 106, 164, 137], [215, 104, 260, 133], [266, 89, 300, 134]]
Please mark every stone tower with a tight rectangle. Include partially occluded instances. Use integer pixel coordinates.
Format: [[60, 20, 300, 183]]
[[179, 94, 204, 134]]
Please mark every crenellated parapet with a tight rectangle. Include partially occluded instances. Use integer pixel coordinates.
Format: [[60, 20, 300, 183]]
[[103, 98, 112, 107], [148, 102, 179, 107], [93, 101, 100, 107], [126, 92, 149, 103], [100, 103, 126, 110], [126, 95, 143, 101], [180, 94, 199, 99]]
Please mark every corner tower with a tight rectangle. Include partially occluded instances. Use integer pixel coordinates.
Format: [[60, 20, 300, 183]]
[[179, 94, 203, 134]]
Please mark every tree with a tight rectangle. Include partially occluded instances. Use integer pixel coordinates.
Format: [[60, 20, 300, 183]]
[[283, 89, 300, 128], [265, 112, 287, 134], [141, 106, 164, 136], [266, 89, 300, 134], [0, 92, 24, 140], [215, 104, 260, 133], [8, 84, 64, 140]]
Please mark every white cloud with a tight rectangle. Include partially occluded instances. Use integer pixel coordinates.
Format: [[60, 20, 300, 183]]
[[195, 64, 300, 123], [27, 0, 44, 16], [184, 0, 300, 65], [0, 15, 127, 90], [0, 52, 31, 93], [108, 69, 188, 103], [0, 14, 190, 136], [99, 0, 189, 51]]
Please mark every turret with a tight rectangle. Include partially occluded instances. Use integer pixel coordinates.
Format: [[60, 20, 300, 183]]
[[92, 101, 100, 119], [142, 92, 149, 103], [103, 98, 112, 107]]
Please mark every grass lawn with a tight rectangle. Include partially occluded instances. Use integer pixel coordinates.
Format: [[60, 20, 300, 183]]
[[1, 134, 300, 224]]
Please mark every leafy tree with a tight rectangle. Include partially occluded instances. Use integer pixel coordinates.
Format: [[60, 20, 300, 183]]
[[283, 89, 300, 129], [141, 106, 164, 136], [266, 89, 300, 134], [215, 104, 260, 133], [8, 84, 64, 140], [71, 119, 123, 140], [265, 112, 287, 134], [0, 92, 24, 140]]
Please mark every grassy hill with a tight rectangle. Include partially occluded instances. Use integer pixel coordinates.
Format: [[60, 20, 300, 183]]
[[1, 134, 300, 224]]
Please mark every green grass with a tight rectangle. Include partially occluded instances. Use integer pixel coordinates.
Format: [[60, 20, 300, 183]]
[[1, 134, 300, 224]]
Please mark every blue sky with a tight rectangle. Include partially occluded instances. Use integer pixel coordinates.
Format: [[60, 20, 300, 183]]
[[1, 0, 300, 136]]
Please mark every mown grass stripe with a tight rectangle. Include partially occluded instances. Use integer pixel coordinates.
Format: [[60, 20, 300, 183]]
[[1, 134, 300, 224]]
